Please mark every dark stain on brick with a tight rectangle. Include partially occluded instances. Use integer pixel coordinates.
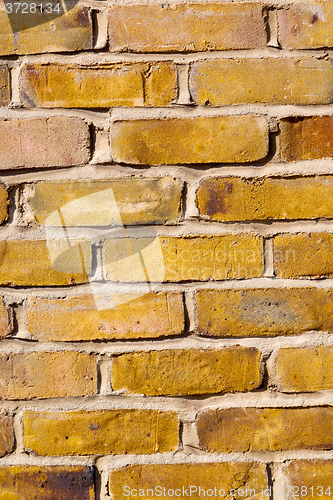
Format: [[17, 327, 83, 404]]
[[74, 6, 90, 27], [199, 179, 233, 216], [311, 13, 319, 23]]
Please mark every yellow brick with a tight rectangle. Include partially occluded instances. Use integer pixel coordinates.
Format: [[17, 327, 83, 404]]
[[0, 5, 93, 55], [190, 57, 333, 105], [278, 3, 333, 49], [26, 292, 185, 341], [0, 298, 13, 339], [109, 463, 268, 500], [0, 66, 9, 106], [0, 182, 8, 224], [112, 347, 261, 396], [25, 178, 182, 226], [0, 239, 91, 286], [0, 466, 95, 499], [0, 413, 14, 457], [283, 461, 333, 500], [196, 288, 333, 337], [23, 409, 179, 455], [0, 352, 97, 399], [20, 62, 177, 108], [197, 407, 333, 452], [104, 235, 263, 282], [109, 3, 267, 52], [197, 175, 333, 221], [276, 346, 333, 392], [273, 233, 333, 278], [111, 116, 268, 164]]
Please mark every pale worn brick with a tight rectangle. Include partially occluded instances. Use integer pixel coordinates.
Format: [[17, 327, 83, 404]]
[[24, 178, 182, 226], [111, 347, 261, 396], [0, 5, 93, 55], [111, 116, 268, 164], [103, 234, 264, 282], [0, 117, 90, 169], [0, 65, 10, 106], [196, 288, 333, 337], [0, 297, 13, 339], [0, 466, 95, 499], [23, 409, 179, 455], [0, 239, 91, 286], [20, 62, 177, 108], [282, 461, 333, 500], [0, 413, 14, 457], [276, 346, 333, 392], [109, 3, 267, 52], [0, 351, 97, 399], [197, 176, 333, 222], [278, 3, 333, 49], [190, 57, 333, 105], [280, 116, 333, 161], [26, 292, 185, 341], [273, 233, 333, 278], [109, 463, 268, 500], [197, 407, 333, 452]]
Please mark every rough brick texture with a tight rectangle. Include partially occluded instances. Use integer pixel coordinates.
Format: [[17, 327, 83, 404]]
[[282, 461, 333, 500], [0, 297, 13, 338], [196, 287, 333, 337], [23, 409, 179, 455], [197, 407, 333, 452], [111, 347, 261, 396], [108, 3, 267, 52], [111, 116, 269, 164], [0, 413, 14, 457], [0, 351, 97, 399], [0, 65, 10, 106]]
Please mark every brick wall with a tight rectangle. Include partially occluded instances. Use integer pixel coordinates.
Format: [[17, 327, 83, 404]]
[[0, 0, 332, 498]]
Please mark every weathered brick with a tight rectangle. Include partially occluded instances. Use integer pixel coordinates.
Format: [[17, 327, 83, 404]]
[[0, 5, 93, 55], [0, 117, 90, 169], [20, 62, 177, 108], [108, 3, 267, 52], [0, 65, 10, 106], [197, 407, 333, 452], [23, 409, 179, 455], [0, 297, 13, 338], [0, 413, 14, 457], [0, 239, 91, 286], [197, 175, 333, 222], [0, 182, 8, 224], [26, 292, 185, 341], [111, 116, 268, 165], [278, 3, 333, 49], [109, 463, 268, 500], [282, 461, 333, 500], [103, 234, 264, 282], [112, 348, 261, 396], [190, 57, 333, 105], [0, 465, 95, 499], [0, 351, 97, 399], [273, 233, 333, 278], [196, 288, 333, 337], [276, 346, 333, 392], [280, 116, 333, 161], [24, 178, 182, 226]]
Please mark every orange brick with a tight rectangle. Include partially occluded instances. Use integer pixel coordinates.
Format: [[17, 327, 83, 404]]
[[0, 466, 95, 499], [282, 461, 333, 500], [196, 288, 333, 337], [0, 351, 97, 399], [20, 62, 177, 108], [190, 57, 333, 105], [273, 233, 333, 278], [278, 3, 333, 49], [111, 116, 268, 164], [103, 234, 264, 282], [26, 292, 185, 341], [0, 117, 90, 169], [197, 175, 333, 222], [0, 5, 93, 55], [276, 346, 333, 392], [0, 66, 10, 106], [109, 3, 267, 52], [0, 413, 14, 457], [109, 463, 268, 500], [111, 347, 261, 396], [24, 178, 182, 226], [280, 116, 333, 161], [197, 407, 333, 452], [0, 239, 91, 286], [23, 409, 179, 455]]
